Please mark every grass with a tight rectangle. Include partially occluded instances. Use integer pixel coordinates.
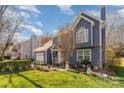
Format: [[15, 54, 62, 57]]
[[0, 65, 124, 88]]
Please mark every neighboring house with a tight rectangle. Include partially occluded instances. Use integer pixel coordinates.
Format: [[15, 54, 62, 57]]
[[21, 35, 41, 60], [71, 7, 106, 68], [34, 40, 62, 64], [10, 43, 21, 60], [0, 42, 21, 60]]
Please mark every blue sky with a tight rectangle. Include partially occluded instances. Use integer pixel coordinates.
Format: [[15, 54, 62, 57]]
[[10, 5, 124, 41]]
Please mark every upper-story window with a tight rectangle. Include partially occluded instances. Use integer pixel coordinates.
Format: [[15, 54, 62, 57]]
[[76, 27, 88, 43]]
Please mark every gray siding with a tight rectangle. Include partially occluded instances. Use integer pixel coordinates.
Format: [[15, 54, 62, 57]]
[[47, 49, 52, 64], [71, 13, 103, 68], [75, 18, 92, 48]]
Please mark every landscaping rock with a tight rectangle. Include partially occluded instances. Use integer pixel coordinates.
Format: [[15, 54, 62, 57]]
[[42, 66, 50, 71], [18, 67, 22, 70], [57, 69, 65, 71], [1, 69, 5, 72], [65, 62, 70, 70], [108, 76, 117, 81], [91, 72, 108, 79], [86, 67, 92, 75]]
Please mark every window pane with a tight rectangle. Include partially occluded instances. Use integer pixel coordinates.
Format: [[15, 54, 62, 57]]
[[84, 49, 91, 61], [78, 50, 83, 56], [76, 27, 89, 43], [77, 50, 83, 61], [84, 50, 90, 55], [78, 56, 83, 61], [76, 32, 78, 43], [84, 56, 90, 61], [82, 31, 84, 42], [85, 29, 88, 42]]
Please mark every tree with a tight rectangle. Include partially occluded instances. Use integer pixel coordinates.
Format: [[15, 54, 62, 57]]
[[0, 5, 7, 19], [106, 13, 124, 49], [55, 24, 75, 64], [40, 34, 52, 45], [0, 6, 22, 60]]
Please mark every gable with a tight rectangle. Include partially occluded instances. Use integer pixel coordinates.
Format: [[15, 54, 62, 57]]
[[50, 44, 60, 50], [75, 18, 91, 32], [72, 15, 94, 29], [71, 11, 102, 29]]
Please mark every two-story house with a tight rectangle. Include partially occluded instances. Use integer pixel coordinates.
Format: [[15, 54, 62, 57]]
[[33, 7, 106, 69], [71, 7, 106, 69]]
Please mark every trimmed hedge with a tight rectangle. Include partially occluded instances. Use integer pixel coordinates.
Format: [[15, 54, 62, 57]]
[[0, 60, 32, 72]]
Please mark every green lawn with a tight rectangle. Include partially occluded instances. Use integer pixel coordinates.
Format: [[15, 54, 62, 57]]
[[0, 65, 124, 88]]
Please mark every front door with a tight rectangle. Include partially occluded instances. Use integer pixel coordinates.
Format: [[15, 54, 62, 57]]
[[52, 51, 58, 63]]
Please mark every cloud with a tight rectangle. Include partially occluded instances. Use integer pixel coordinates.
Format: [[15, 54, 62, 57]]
[[57, 5, 74, 15], [19, 11, 31, 19], [20, 24, 42, 35], [3, 7, 19, 20], [36, 21, 43, 27], [18, 5, 40, 14], [53, 29, 58, 33], [14, 32, 29, 42]]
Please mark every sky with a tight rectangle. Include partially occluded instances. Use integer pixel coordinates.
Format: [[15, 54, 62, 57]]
[[8, 5, 124, 42]]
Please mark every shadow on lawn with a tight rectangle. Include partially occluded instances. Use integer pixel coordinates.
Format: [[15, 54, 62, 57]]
[[15, 72, 43, 88], [111, 65, 124, 77], [3, 70, 43, 88], [4, 72, 15, 88]]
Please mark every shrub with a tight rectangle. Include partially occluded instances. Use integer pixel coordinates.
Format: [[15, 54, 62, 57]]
[[0, 60, 32, 72], [115, 45, 124, 57], [3, 55, 11, 60], [106, 49, 115, 63], [80, 60, 91, 65]]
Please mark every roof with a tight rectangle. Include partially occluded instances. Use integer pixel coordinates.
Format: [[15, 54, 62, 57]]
[[71, 11, 104, 29], [34, 40, 53, 52], [80, 11, 102, 21]]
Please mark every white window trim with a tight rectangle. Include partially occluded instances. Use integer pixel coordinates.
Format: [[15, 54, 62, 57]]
[[77, 49, 91, 62], [76, 27, 89, 44]]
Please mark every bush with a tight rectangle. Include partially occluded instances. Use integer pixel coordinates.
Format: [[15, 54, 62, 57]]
[[115, 45, 124, 57], [0, 60, 32, 72], [106, 49, 115, 63], [80, 60, 91, 65]]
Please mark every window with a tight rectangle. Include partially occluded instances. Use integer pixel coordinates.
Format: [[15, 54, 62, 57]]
[[76, 27, 88, 43], [77, 49, 91, 61]]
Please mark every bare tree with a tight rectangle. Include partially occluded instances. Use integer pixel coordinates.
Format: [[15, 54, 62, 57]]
[[0, 5, 7, 19], [0, 6, 22, 60], [40, 34, 52, 45], [106, 13, 124, 49], [56, 24, 75, 64]]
